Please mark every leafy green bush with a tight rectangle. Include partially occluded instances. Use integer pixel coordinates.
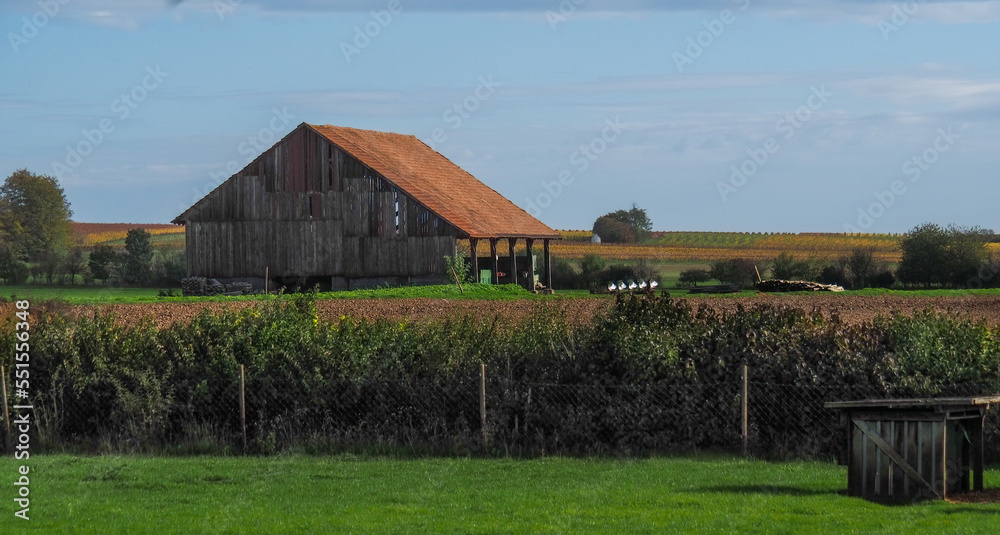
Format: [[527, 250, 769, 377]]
[[3, 293, 999, 459], [442, 254, 470, 285]]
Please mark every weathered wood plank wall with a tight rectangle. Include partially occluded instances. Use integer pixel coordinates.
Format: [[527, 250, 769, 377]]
[[184, 127, 458, 280]]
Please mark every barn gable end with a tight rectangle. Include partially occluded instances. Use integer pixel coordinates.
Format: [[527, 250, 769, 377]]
[[174, 123, 561, 290]]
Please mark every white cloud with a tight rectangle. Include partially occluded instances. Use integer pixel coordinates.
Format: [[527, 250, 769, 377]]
[[844, 75, 1000, 110], [6, 0, 1000, 28]]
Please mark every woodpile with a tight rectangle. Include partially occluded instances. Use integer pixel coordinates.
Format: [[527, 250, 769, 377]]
[[756, 280, 845, 292], [225, 282, 254, 294], [181, 277, 206, 296], [182, 277, 255, 297]]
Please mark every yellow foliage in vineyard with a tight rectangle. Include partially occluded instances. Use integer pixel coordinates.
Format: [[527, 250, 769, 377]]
[[548, 243, 900, 262], [456, 231, 906, 262], [74, 223, 185, 246], [543, 231, 904, 262]]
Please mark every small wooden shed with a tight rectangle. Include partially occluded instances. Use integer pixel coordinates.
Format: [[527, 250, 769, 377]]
[[825, 396, 1000, 503]]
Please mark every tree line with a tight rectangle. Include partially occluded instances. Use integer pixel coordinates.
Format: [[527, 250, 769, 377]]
[[681, 223, 1000, 290], [0, 169, 184, 286]]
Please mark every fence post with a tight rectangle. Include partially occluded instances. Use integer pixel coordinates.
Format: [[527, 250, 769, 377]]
[[239, 364, 247, 453], [1, 366, 9, 452], [480, 362, 488, 451], [741, 364, 749, 457]]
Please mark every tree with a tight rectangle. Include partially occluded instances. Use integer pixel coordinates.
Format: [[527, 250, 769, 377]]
[[945, 226, 994, 286], [678, 269, 711, 287], [88, 243, 119, 284], [579, 254, 607, 289], [0, 169, 73, 259], [817, 264, 848, 288], [0, 241, 29, 284], [843, 248, 882, 290], [549, 257, 580, 289], [592, 216, 635, 243], [896, 223, 950, 287], [38, 247, 65, 284], [897, 223, 992, 288], [709, 258, 759, 288], [62, 246, 87, 285], [592, 203, 652, 243], [770, 251, 820, 281], [156, 251, 187, 286], [123, 229, 154, 284]]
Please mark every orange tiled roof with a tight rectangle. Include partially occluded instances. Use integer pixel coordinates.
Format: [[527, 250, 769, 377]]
[[308, 124, 561, 240]]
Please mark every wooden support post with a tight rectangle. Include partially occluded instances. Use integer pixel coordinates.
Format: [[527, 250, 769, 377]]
[[525, 239, 534, 290], [961, 419, 972, 492], [265, 267, 269, 294], [507, 238, 518, 287], [489, 238, 499, 285], [973, 413, 985, 491], [480, 363, 488, 451], [543, 239, 552, 292], [239, 364, 247, 453], [741, 364, 749, 457], [1, 366, 9, 451], [470, 238, 480, 284], [940, 418, 948, 500]]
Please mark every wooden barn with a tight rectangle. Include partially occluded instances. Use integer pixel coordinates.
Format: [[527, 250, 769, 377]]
[[172, 123, 562, 291]]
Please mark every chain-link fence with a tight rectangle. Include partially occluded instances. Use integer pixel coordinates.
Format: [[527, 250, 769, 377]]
[[747, 382, 1000, 461], [3, 364, 999, 460]]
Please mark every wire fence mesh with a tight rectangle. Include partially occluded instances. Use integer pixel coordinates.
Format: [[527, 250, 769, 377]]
[[3, 365, 999, 461]]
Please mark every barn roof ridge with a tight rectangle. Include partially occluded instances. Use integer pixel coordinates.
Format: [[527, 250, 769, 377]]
[[175, 123, 561, 241], [306, 124, 560, 240]]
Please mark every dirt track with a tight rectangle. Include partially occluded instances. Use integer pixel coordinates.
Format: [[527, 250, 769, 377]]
[[9, 293, 999, 329]]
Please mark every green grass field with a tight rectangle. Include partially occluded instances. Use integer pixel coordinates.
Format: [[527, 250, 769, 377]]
[[2, 285, 175, 304], [5, 281, 1000, 306], [0, 283, 566, 305], [2, 455, 997, 534]]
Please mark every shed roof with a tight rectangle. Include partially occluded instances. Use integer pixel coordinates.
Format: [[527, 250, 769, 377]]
[[825, 396, 1000, 411], [308, 124, 559, 240]]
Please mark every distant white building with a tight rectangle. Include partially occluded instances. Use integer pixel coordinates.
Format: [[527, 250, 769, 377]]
[[591, 234, 602, 244]]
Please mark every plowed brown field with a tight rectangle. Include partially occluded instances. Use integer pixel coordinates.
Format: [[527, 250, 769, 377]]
[[8, 294, 1000, 329]]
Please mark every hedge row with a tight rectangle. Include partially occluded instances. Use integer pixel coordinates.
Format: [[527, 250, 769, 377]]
[[2, 293, 999, 459]]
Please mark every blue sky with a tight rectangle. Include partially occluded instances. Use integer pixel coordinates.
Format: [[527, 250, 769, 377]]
[[1, 0, 998, 233]]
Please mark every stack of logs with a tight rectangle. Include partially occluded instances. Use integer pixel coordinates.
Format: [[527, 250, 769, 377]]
[[181, 277, 255, 297], [756, 280, 845, 292]]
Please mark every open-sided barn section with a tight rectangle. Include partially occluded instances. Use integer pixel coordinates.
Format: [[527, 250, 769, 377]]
[[173, 123, 561, 290]]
